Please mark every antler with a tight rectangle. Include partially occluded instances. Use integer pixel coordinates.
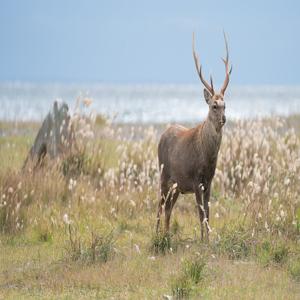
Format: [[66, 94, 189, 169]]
[[192, 33, 215, 96], [220, 31, 232, 96]]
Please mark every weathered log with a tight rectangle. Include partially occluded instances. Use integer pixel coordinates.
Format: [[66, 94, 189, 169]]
[[24, 101, 75, 168]]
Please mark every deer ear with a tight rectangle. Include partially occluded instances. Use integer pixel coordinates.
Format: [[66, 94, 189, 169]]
[[203, 89, 212, 104]]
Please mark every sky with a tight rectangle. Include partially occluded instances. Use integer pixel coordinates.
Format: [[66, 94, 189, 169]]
[[0, 0, 299, 85]]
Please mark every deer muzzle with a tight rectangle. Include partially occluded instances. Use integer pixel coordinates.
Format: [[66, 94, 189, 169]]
[[220, 115, 226, 126]]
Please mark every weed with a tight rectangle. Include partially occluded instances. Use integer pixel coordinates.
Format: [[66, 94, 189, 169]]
[[171, 275, 192, 299], [183, 255, 206, 284], [171, 219, 182, 235], [171, 255, 206, 299], [66, 224, 117, 263], [66, 223, 82, 261], [62, 151, 85, 177], [289, 257, 300, 281], [295, 207, 300, 233], [215, 225, 253, 260], [36, 226, 53, 243], [272, 243, 289, 265], [257, 240, 289, 266], [150, 232, 173, 255], [257, 240, 272, 267], [88, 231, 116, 263]]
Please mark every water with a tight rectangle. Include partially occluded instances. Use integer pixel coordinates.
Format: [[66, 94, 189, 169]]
[[1, 83, 300, 123]]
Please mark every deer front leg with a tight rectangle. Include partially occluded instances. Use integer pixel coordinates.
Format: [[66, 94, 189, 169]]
[[194, 183, 205, 241], [203, 183, 211, 242]]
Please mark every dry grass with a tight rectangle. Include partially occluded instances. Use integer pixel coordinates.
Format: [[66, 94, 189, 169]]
[[0, 106, 300, 299]]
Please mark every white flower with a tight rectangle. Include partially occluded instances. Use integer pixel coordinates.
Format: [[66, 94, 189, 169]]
[[264, 221, 270, 232], [17, 182, 22, 190], [63, 213, 71, 225], [68, 178, 77, 191], [130, 200, 136, 207], [134, 244, 141, 254], [148, 256, 156, 261]]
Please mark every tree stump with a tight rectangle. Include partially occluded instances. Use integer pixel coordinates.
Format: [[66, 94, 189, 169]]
[[24, 101, 75, 168]]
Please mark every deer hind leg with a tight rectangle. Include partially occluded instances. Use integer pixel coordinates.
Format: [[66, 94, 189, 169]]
[[164, 188, 179, 233], [156, 181, 169, 233], [156, 196, 164, 234]]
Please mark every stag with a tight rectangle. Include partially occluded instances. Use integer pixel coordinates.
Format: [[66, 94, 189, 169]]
[[156, 32, 232, 241]]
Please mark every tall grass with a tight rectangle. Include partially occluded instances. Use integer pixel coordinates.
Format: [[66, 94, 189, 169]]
[[1, 107, 300, 298], [0, 107, 299, 248], [215, 118, 300, 238]]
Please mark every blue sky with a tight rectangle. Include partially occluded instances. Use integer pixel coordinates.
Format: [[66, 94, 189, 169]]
[[0, 0, 299, 85]]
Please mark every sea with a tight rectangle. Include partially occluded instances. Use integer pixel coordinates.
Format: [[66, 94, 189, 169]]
[[1, 83, 300, 123]]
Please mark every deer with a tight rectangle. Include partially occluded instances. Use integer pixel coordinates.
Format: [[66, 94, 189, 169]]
[[156, 32, 232, 241]]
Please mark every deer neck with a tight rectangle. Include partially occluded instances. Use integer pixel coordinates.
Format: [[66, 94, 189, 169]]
[[195, 117, 222, 161]]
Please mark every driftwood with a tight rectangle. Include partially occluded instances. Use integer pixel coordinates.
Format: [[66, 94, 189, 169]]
[[24, 101, 75, 168]]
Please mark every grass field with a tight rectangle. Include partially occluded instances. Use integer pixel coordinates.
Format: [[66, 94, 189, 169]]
[[0, 109, 300, 299]]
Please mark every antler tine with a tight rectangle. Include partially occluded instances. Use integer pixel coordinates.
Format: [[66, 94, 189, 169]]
[[210, 75, 214, 94], [192, 32, 214, 95], [220, 31, 232, 96]]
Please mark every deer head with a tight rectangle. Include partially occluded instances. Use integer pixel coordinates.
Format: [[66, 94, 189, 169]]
[[192, 32, 232, 130]]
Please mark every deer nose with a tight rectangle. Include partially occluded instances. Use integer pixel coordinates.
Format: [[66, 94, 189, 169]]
[[222, 115, 226, 124]]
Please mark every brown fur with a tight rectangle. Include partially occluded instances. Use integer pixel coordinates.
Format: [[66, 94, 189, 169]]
[[156, 91, 226, 241], [156, 33, 231, 241]]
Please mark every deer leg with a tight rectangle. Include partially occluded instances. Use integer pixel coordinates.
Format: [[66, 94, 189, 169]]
[[156, 199, 163, 234], [156, 184, 167, 233], [203, 184, 211, 242], [164, 188, 179, 233], [194, 184, 205, 241], [156, 194, 165, 233]]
